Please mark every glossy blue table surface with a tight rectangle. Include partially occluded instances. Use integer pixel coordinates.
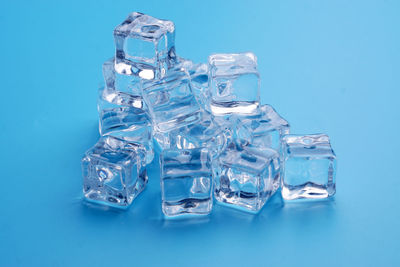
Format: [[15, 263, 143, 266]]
[[1, 1, 399, 266]]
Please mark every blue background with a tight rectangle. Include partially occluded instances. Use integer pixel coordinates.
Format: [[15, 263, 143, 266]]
[[1, 1, 399, 266]]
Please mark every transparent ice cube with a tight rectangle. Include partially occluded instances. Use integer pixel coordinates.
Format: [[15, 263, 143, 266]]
[[169, 112, 227, 156], [103, 57, 143, 106], [141, 71, 201, 132], [161, 148, 213, 216], [281, 134, 337, 200], [208, 52, 260, 115], [153, 111, 228, 158], [114, 12, 176, 80], [174, 57, 210, 110], [152, 130, 171, 152], [98, 87, 154, 164], [82, 136, 148, 208], [238, 105, 290, 151], [213, 143, 280, 212], [213, 115, 254, 148]]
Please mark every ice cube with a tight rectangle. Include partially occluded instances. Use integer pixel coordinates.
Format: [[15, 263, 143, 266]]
[[238, 104, 290, 151], [213, 143, 280, 212], [208, 52, 260, 115], [169, 111, 227, 156], [103, 57, 142, 105], [161, 148, 213, 216], [152, 130, 171, 152], [281, 134, 337, 200], [174, 58, 210, 110], [82, 136, 148, 208], [213, 114, 254, 148], [114, 12, 176, 79], [98, 87, 154, 164], [141, 71, 201, 132], [153, 111, 228, 158]]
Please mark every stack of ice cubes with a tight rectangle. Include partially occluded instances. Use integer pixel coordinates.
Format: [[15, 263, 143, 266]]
[[82, 12, 337, 215]]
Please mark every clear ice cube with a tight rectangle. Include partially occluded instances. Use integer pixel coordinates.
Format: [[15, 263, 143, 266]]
[[114, 12, 176, 80], [213, 143, 280, 212], [98, 87, 154, 164], [208, 52, 260, 115], [161, 148, 213, 216], [213, 115, 254, 148], [166, 112, 227, 157], [238, 105, 290, 151], [152, 130, 171, 152], [82, 136, 148, 208], [141, 71, 201, 132], [174, 57, 210, 110], [281, 134, 337, 200], [103, 57, 143, 106]]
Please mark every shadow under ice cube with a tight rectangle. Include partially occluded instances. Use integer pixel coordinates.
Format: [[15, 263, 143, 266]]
[[208, 52, 260, 115], [82, 136, 148, 208], [213, 143, 280, 212], [161, 148, 213, 217], [281, 134, 337, 200], [114, 12, 176, 79]]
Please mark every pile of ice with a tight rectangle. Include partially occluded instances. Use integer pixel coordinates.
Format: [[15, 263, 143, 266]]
[[82, 12, 337, 216]]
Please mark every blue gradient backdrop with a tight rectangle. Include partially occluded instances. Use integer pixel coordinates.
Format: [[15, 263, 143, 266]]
[[1, 1, 399, 266]]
